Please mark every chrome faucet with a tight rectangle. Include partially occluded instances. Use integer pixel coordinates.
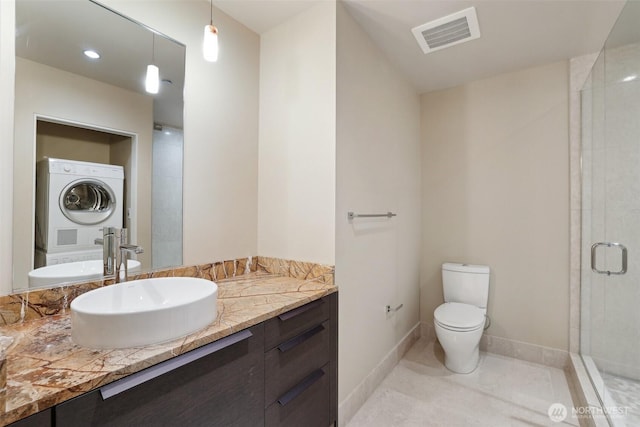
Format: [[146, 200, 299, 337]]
[[118, 228, 143, 282], [95, 227, 118, 276], [95, 227, 143, 282]]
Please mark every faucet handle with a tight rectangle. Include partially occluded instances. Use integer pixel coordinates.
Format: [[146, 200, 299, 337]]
[[120, 228, 128, 245], [121, 244, 144, 254]]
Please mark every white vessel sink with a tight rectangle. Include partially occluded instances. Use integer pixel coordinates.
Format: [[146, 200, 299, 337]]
[[70, 277, 218, 349], [28, 259, 141, 288]]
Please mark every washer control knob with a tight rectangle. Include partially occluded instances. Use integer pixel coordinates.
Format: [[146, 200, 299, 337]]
[[63, 165, 72, 172]]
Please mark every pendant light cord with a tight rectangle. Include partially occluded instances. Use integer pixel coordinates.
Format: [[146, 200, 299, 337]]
[[210, 0, 213, 26], [151, 33, 155, 64]]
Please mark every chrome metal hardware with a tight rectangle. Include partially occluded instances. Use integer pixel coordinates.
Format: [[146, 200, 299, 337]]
[[386, 304, 404, 313], [118, 228, 144, 283], [591, 242, 628, 276], [97, 227, 118, 276], [95, 227, 143, 282], [348, 211, 397, 220]]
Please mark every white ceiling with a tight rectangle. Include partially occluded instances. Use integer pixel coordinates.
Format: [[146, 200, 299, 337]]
[[213, 0, 626, 93], [213, 0, 325, 34]]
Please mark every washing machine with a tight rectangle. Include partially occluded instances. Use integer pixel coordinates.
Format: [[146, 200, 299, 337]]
[[35, 158, 125, 267]]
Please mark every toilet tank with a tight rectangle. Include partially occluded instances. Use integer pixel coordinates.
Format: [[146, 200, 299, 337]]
[[442, 263, 490, 308]]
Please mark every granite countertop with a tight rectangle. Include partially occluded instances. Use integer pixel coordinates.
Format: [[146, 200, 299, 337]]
[[0, 271, 337, 426]]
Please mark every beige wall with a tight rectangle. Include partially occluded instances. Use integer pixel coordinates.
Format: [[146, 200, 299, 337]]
[[336, 2, 421, 402], [257, 2, 336, 265], [13, 57, 153, 291], [36, 122, 114, 163], [421, 61, 570, 350]]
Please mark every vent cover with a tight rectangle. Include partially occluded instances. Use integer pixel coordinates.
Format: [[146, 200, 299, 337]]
[[412, 7, 480, 54]]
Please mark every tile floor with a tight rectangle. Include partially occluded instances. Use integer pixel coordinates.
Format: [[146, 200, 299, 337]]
[[601, 372, 640, 426], [347, 338, 580, 427]]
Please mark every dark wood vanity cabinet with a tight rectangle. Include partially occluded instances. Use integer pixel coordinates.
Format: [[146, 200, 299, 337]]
[[55, 324, 265, 427], [8, 409, 52, 427], [9, 292, 337, 427], [264, 293, 338, 427]]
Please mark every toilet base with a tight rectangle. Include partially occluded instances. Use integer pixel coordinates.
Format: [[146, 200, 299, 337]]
[[444, 346, 480, 374], [434, 321, 483, 374]]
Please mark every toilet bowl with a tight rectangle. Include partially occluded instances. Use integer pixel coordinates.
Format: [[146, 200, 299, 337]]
[[434, 302, 485, 373], [434, 263, 490, 374]]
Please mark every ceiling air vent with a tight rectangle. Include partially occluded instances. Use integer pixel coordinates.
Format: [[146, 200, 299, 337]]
[[411, 7, 480, 54]]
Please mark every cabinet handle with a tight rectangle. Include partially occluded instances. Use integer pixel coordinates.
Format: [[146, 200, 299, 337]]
[[278, 324, 324, 353], [277, 368, 325, 406], [100, 329, 253, 400], [278, 299, 324, 321]]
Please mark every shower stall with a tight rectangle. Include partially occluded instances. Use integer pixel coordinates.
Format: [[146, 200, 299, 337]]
[[580, 1, 640, 425]]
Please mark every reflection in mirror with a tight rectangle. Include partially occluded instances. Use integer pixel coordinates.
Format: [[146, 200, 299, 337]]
[[12, 0, 185, 292]]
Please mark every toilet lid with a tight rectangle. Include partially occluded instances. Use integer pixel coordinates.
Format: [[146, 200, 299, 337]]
[[434, 302, 485, 330]]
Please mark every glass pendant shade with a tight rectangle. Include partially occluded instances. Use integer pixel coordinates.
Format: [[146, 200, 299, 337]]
[[145, 64, 159, 94], [203, 24, 219, 62]]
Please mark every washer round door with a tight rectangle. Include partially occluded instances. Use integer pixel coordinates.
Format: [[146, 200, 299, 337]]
[[59, 179, 117, 225]]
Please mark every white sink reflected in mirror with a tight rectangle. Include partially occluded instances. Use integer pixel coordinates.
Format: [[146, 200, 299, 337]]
[[71, 277, 218, 349], [28, 260, 142, 288]]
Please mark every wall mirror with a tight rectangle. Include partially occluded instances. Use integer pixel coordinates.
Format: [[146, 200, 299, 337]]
[[12, 0, 186, 292]]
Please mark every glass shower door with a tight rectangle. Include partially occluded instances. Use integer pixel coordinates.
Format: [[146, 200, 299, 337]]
[[581, 2, 640, 424]]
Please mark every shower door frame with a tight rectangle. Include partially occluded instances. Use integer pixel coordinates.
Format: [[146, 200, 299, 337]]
[[575, 3, 640, 423]]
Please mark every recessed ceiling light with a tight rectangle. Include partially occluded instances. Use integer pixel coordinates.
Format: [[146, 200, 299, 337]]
[[622, 74, 638, 83], [83, 50, 100, 59]]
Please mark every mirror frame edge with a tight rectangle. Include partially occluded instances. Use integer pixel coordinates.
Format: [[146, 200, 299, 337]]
[[1, 0, 16, 296]]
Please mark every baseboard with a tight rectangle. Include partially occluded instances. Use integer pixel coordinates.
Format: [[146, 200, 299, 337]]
[[420, 321, 435, 342], [421, 321, 570, 369], [479, 333, 570, 369], [338, 323, 420, 426]]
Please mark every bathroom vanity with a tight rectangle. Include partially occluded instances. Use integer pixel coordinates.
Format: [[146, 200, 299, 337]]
[[1, 267, 337, 427]]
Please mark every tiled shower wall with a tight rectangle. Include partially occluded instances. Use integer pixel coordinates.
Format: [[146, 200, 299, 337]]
[[152, 127, 184, 269]]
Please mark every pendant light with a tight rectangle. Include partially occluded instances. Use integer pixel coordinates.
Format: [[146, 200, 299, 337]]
[[145, 33, 159, 94], [203, 0, 219, 62]]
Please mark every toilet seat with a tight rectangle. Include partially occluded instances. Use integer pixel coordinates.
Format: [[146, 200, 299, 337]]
[[434, 302, 485, 331]]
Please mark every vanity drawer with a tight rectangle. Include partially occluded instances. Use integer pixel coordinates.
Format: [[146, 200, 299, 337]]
[[55, 324, 264, 427], [265, 364, 330, 427], [265, 297, 330, 350], [9, 409, 52, 427], [265, 320, 330, 405]]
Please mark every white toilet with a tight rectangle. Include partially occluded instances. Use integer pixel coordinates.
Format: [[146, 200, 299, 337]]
[[434, 262, 490, 374]]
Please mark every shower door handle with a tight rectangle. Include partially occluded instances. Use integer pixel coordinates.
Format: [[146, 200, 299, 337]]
[[591, 242, 627, 275]]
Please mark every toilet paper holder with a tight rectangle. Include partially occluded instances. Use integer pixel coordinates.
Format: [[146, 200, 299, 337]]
[[385, 304, 403, 313]]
